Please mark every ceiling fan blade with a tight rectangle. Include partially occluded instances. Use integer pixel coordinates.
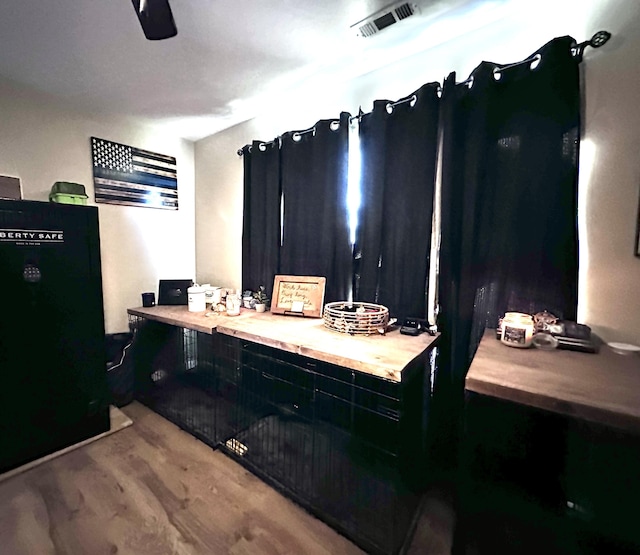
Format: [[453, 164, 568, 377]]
[[131, 0, 177, 40]]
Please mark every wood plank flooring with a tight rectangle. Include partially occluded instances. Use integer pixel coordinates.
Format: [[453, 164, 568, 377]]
[[0, 402, 455, 554]]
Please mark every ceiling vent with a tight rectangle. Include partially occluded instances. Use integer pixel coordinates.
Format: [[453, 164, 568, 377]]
[[351, 2, 420, 38]]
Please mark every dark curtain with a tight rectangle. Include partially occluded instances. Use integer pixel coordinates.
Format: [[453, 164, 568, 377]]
[[241, 141, 281, 298], [354, 83, 440, 322], [436, 36, 581, 464], [280, 112, 352, 303]]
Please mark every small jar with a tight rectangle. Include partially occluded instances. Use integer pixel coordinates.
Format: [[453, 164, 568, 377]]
[[202, 284, 214, 307], [532, 332, 559, 350], [500, 312, 534, 348], [226, 289, 241, 316]]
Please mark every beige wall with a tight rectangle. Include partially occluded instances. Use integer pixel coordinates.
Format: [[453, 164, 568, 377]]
[[0, 78, 196, 334], [194, 121, 252, 292], [578, 2, 640, 345], [195, 0, 640, 345]]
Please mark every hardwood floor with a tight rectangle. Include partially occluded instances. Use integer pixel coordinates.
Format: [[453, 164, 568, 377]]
[[0, 402, 455, 554]]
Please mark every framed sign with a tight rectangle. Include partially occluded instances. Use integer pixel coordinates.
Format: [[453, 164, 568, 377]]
[[271, 275, 326, 318]]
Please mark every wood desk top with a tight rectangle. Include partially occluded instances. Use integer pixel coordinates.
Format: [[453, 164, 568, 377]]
[[128, 305, 219, 335], [466, 329, 640, 433], [128, 306, 439, 382]]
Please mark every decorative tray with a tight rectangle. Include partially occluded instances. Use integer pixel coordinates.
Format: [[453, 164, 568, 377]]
[[323, 302, 389, 335]]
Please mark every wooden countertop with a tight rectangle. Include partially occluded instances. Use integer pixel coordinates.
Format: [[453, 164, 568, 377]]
[[128, 305, 219, 334], [466, 329, 640, 433], [127, 306, 439, 382]]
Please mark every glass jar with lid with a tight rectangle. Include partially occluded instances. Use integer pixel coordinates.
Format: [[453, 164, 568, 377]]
[[500, 312, 535, 348]]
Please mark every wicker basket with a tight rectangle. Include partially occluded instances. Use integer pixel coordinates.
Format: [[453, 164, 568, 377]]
[[323, 302, 389, 335]]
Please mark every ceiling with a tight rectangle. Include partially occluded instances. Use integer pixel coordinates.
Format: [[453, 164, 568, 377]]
[[0, 0, 530, 141]]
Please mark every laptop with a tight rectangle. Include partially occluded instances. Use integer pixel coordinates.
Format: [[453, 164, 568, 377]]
[[158, 279, 193, 305]]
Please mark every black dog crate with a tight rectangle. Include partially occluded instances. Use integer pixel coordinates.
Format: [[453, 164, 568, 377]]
[[128, 315, 429, 555], [220, 337, 428, 555], [129, 315, 219, 447]]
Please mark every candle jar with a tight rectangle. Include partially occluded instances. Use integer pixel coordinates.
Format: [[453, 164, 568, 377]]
[[500, 312, 534, 348]]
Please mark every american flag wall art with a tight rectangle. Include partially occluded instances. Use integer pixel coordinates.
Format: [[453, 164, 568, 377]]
[[91, 137, 178, 209]]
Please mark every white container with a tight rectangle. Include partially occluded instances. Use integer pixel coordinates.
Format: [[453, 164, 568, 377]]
[[211, 287, 222, 304], [188, 285, 206, 312], [500, 312, 534, 348]]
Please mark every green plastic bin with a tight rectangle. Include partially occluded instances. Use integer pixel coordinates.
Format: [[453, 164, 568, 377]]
[[49, 182, 88, 205]]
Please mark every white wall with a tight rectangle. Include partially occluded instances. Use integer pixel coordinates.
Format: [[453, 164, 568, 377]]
[[194, 121, 253, 292], [196, 0, 640, 345], [0, 78, 196, 334], [578, 2, 640, 346]]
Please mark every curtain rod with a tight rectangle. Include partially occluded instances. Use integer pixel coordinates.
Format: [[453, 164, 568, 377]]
[[456, 31, 611, 88], [348, 92, 419, 124], [458, 31, 611, 87], [237, 139, 279, 156], [238, 31, 611, 156], [451, 52, 541, 88], [573, 30, 611, 58], [238, 119, 340, 155]]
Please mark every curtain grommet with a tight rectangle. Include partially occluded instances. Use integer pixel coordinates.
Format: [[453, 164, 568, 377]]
[[530, 53, 542, 70]]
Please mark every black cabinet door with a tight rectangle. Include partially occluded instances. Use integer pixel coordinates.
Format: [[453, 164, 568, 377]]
[[457, 393, 640, 554]]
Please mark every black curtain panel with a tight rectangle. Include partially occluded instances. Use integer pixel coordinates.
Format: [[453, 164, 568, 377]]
[[436, 36, 581, 442], [241, 141, 281, 298], [280, 112, 352, 304], [354, 83, 440, 322]]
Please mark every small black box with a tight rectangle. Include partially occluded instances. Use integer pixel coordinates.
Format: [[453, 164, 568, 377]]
[[158, 279, 192, 305]]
